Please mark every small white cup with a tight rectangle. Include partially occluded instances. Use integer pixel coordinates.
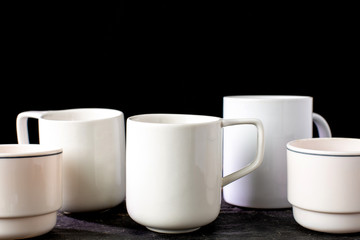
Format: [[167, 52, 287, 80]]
[[126, 114, 265, 234], [287, 138, 360, 234], [0, 144, 62, 239], [16, 108, 126, 213]]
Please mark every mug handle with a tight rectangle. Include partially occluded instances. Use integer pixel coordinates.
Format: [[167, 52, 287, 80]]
[[313, 113, 332, 138], [16, 111, 47, 144], [221, 118, 265, 187]]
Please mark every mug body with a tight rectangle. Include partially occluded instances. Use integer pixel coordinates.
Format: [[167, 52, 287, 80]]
[[126, 114, 222, 233], [38, 108, 125, 212], [223, 96, 313, 208], [287, 138, 360, 233], [0, 144, 62, 239]]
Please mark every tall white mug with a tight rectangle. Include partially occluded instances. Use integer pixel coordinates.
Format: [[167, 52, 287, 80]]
[[16, 108, 126, 213], [223, 96, 332, 208], [126, 114, 265, 234]]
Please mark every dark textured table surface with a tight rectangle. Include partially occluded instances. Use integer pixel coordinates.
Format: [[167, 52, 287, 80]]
[[34, 200, 360, 240]]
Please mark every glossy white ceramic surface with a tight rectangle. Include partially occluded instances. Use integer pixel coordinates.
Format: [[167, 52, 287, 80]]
[[287, 138, 360, 233], [0, 145, 62, 239], [0, 212, 57, 240], [223, 95, 331, 209], [126, 114, 264, 234], [16, 108, 126, 213]]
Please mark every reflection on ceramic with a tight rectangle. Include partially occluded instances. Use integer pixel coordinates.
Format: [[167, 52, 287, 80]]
[[0, 145, 62, 239], [223, 95, 331, 209], [287, 138, 360, 233], [126, 114, 265, 233]]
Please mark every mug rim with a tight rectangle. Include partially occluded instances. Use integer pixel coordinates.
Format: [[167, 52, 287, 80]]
[[224, 95, 312, 101], [0, 144, 62, 158], [287, 138, 360, 157], [128, 113, 221, 125], [39, 108, 123, 123]]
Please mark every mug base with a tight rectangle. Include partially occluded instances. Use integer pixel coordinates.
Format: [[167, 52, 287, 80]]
[[147, 227, 200, 234], [223, 196, 292, 209], [0, 212, 57, 239], [293, 206, 360, 234]]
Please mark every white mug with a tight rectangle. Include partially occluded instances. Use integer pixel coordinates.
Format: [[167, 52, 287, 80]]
[[0, 144, 62, 239], [16, 108, 125, 213], [223, 96, 332, 208], [126, 114, 264, 234], [287, 138, 360, 234]]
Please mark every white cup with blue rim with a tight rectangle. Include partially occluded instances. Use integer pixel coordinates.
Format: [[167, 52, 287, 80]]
[[0, 144, 62, 239], [287, 138, 360, 234]]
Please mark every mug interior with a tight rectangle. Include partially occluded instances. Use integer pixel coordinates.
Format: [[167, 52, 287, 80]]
[[0, 144, 62, 158], [129, 114, 220, 124], [42, 108, 122, 122], [224, 95, 311, 101], [287, 138, 360, 156]]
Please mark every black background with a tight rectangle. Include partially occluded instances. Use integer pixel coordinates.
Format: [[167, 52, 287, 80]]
[[1, 2, 359, 143]]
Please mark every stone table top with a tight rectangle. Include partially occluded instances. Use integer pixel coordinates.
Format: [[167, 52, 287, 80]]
[[34, 201, 360, 240]]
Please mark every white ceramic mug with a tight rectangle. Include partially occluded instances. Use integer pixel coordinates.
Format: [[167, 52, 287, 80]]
[[0, 144, 62, 239], [16, 108, 125, 213], [223, 96, 332, 208], [287, 138, 360, 234], [126, 114, 264, 234]]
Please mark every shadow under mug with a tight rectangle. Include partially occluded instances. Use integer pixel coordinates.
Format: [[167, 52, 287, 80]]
[[0, 144, 62, 239], [126, 114, 265, 234], [16, 108, 126, 213]]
